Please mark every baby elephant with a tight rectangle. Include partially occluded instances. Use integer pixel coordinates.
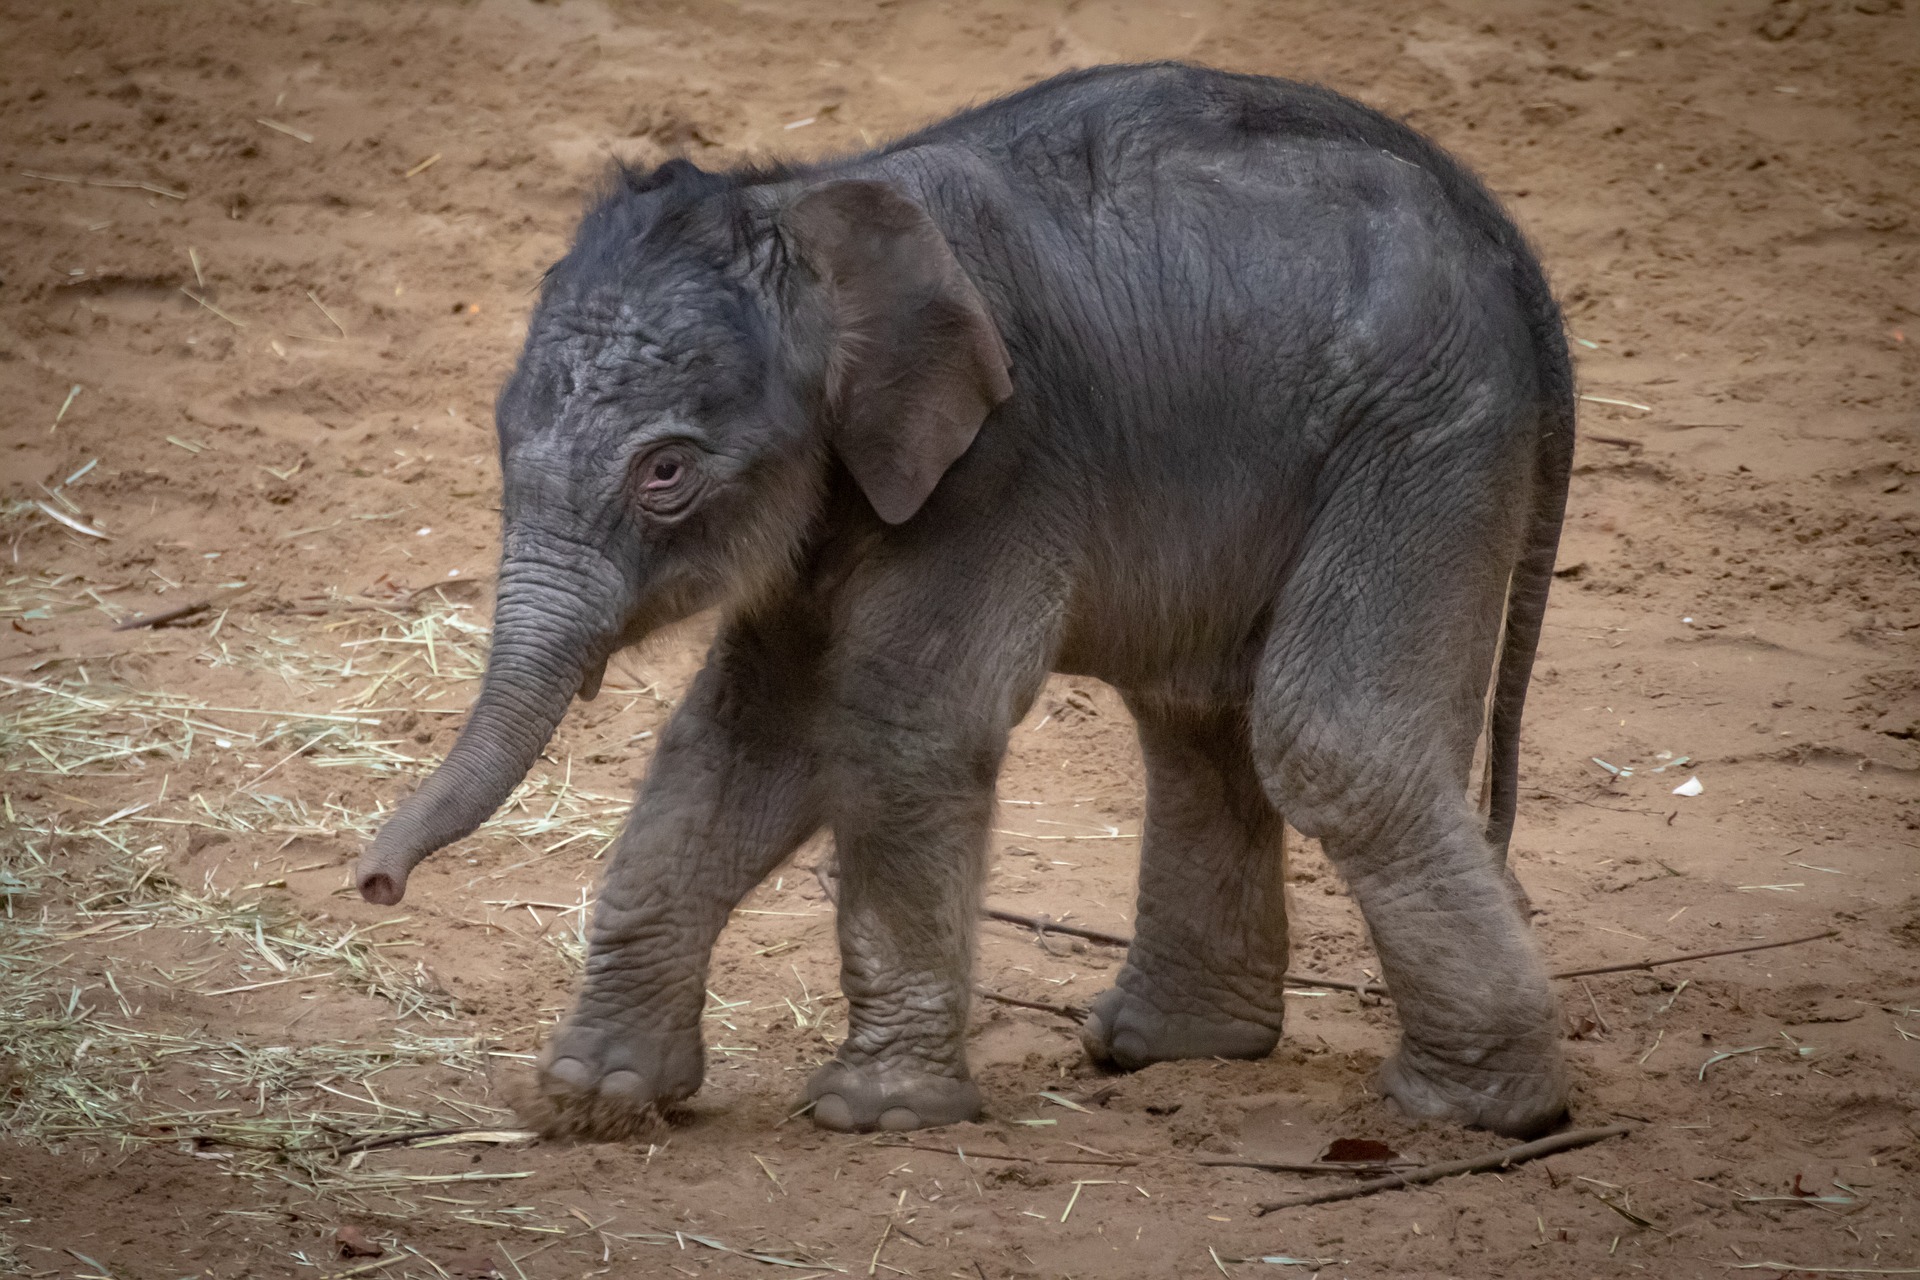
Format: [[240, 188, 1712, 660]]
[[357, 63, 1575, 1139]]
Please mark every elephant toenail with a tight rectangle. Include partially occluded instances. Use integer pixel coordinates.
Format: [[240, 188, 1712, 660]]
[[877, 1106, 923, 1131], [1112, 1029, 1150, 1069], [1080, 1016, 1118, 1066], [599, 1069, 646, 1101], [545, 1056, 593, 1090], [811, 1093, 855, 1131]]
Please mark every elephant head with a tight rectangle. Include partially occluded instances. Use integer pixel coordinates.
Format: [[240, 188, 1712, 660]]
[[353, 161, 1012, 905]]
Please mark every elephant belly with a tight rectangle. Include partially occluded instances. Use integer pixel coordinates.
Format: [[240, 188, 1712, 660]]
[[1052, 558, 1280, 707]]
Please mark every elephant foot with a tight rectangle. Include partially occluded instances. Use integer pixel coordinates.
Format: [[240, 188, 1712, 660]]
[[1375, 1041, 1569, 1139], [806, 1059, 982, 1132], [1080, 983, 1280, 1072], [526, 1020, 704, 1141]]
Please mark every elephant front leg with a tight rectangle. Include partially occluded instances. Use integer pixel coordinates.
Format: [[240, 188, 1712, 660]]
[[797, 531, 1061, 1133], [805, 765, 992, 1132], [1082, 699, 1291, 1071], [535, 621, 824, 1137]]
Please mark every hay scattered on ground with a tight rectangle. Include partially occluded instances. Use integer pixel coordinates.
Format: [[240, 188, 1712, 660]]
[[0, 586, 631, 1250]]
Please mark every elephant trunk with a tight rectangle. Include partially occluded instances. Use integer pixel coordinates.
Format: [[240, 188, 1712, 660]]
[[355, 560, 612, 905]]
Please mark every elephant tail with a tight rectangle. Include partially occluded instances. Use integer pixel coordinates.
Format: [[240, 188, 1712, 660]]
[[1482, 258, 1577, 862]]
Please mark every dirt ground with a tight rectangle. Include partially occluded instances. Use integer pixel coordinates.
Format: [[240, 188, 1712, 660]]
[[3, 0, 1918, 1276]]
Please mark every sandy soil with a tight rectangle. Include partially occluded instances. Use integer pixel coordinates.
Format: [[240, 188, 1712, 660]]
[[3, 1, 1918, 1276]]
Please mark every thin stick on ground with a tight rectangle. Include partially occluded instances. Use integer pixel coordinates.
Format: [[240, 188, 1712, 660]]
[[113, 599, 215, 631], [1549, 930, 1839, 980], [1582, 980, 1611, 1036], [1725, 1266, 1920, 1275], [111, 582, 254, 630], [1253, 1124, 1631, 1215], [974, 985, 1088, 1021], [306, 289, 348, 337], [331, 1125, 497, 1155], [1282, 973, 1388, 995], [179, 286, 249, 328], [983, 907, 1131, 947], [983, 907, 1840, 999], [19, 169, 187, 200], [873, 1140, 1138, 1167], [1192, 1156, 1418, 1176]]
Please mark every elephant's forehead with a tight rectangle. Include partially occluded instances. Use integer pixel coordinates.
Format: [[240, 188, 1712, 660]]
[[537, 291, 712, 362], [520, 298, 721, 406]]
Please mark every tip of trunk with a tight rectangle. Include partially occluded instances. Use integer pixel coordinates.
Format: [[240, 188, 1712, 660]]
[[355, 815, 444, 904], [357, 864, 408, 905]]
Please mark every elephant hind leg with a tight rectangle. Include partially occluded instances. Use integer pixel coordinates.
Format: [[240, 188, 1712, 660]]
[[1248, 439, 1568, 1138], [1081, 696, 1290, 1072]]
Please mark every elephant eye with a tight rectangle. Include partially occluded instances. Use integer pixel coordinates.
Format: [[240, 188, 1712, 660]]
[[632, 444, 701, 517]]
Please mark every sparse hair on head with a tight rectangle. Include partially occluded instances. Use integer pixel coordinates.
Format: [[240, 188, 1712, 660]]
[[545, 155, 798, 293]]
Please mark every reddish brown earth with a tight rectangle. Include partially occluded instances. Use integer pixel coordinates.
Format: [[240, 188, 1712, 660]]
[[3, 1, 1918, 1277]]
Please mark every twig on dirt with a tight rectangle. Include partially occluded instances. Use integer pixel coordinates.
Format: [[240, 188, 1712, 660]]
[[974, 985, 1088, 1021], [1551, 930, 1839, 980], [20, 169, 187, 200], [114, 584, 256, 630], [257, 117, 315, 143], [35, 501, 109, 540], [1580, 395, 1653, 412], [983, 907, 1130, 948], [50, 383, 82, 433], [113, 596, 212, 631], [1060, 1179, 1123, 1222], [179, 286, 249, 328], [1284, 973, 1388, 996], [1252, 1124, 1631, 1215], [1192, 1156, 1417, 1176], [868, 1189, 904, 1277], [871, 1139, 1137, 1168], [982, 912, 1834, 998], [307, 289, 348, 337], [331, 1125, 480, 1155], [1697, 1044, 1771, 1079], [1259, 933, 1833, 1000], [1591, 1189, 1660, 1229], [268, 581, 479, 617], [1581, 981, 1611, 1036], [1726, 1267, 1920, 1275], [319, 1257, 404, 1280], [1584, 432, 1644, 449]]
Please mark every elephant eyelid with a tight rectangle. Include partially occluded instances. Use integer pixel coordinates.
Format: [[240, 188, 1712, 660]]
[[629, 442, 703, 514]]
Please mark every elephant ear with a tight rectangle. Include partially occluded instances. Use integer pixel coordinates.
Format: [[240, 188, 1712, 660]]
[[784, 179, 1013, 525]]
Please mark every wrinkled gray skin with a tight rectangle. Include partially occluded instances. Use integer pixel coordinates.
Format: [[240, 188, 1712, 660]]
[[356, 63, 1576, 1139]]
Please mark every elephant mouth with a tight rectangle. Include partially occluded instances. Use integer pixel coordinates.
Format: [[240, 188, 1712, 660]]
[[578, 654, 609, 702]]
